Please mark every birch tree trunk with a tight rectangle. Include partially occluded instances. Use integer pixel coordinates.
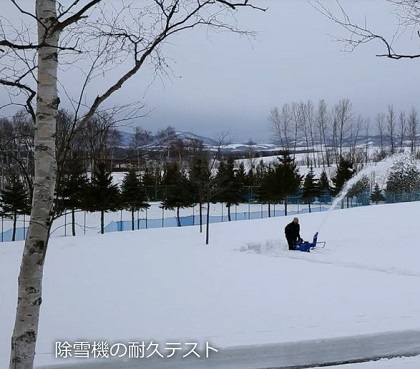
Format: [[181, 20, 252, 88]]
[[9, 1, 59, 368]]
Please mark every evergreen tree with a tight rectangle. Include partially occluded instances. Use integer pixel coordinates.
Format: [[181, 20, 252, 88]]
[[318, 170, 331, 203], [254, 159, 267, 186], [370, 183, 385, 204], [0, 173, 31, 241], [161, 162, 195, 227], [331, 157, 354, 196], [272, 151, 302, 216], [121, 169, 150, 230], [142, 165, 162, 201], [236, 162, 247, 185], [386, 159, 420, 202], [244, 166, 260, 204], [55, 158, 88, 236], [300, 167, 321, 213], [189, 155, 211, 232], [84, 162, 121, 234], [256, 164, 277, 216], [347, 175, 370, 206], [331, 157, 354, 208], [246, 167, 257, 187], [214, 156, 245, 221]]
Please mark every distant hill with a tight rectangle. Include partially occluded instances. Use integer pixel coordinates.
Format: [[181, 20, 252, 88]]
[[117, 128, 278, 153]]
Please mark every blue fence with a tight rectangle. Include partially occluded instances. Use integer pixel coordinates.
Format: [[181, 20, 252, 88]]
[[0, 227, 27, 242], [103, 206, 331, 233], [0, 198, 370, 242]]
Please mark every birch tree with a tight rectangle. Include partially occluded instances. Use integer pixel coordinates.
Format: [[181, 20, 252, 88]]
[[399, 111, 407, 150], [375, 112, 386, 159], [408, 107, 418, 154], [386, 105, 397, 154], [316, 99, 331, 167], [333, 98, 353, 161], [0, 1, 264, 368], [363, 118, 371, 164], [269, 103, 293, 152]]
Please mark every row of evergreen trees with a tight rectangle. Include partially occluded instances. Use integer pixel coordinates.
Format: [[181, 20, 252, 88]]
[[3, 152, 419, 241], [0, 152, 352, 240]]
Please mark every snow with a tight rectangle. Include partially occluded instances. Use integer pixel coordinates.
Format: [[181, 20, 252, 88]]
[[1, 201, 420, 368]]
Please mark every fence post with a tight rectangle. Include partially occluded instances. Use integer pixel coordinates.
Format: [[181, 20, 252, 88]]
[[23, 214, 26, 239]]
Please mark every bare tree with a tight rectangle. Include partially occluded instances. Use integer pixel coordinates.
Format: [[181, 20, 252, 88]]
[[295, 101, 315, 167], [81, 112, 121, 172], [363, 118, 371, 164], [130, 127, 153, 169], [306, 100, 318, 167], [316, 99, 331, 167], [0, 1, 265, 368], [349, 115, 363, 163], [311, 0, 420, 60], [333, 98, 353, 161], [399, 111, 407, 150], [291, 101, 302, 155], [269, 104, 293, 151], [376, 112, 386, 158], [408, 107, 418, 154], [386, 105, 397, 154], [0, 111, 34, 196]]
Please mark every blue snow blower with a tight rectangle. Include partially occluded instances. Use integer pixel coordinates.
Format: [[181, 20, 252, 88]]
[[294, 232, 326, 252]]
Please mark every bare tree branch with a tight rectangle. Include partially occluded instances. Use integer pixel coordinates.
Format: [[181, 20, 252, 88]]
[[310, 0, 420, 60], [54, 0, 103, 32]]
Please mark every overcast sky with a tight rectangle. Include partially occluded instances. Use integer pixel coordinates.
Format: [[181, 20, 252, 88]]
[[137, 0, 420, 142], [1, 0, 420, 142]]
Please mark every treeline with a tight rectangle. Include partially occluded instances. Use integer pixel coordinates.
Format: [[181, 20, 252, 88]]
[[270, 98, 420, 167], [2, 104, 420, 242], [0, 151, 318, 240], [0, 109, 213, 234], [0, 109, 206, 189], [2, 148, 420, 241]]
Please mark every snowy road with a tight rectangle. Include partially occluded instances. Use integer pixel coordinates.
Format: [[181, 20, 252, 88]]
[[39, 329, 420, 369]]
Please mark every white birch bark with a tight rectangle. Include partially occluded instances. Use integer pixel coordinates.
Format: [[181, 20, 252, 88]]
[[9, 1, 59, 368]]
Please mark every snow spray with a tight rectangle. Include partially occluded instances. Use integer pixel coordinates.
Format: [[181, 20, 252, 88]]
[[316, 152, 416, 233]]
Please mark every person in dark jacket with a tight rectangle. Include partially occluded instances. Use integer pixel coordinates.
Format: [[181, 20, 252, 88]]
[[285, 217, 303, 250]]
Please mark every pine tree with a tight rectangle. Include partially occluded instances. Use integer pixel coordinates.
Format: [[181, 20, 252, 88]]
[[142, 165, 161, 201], [386, 159, 420, 202], [347, 175, 370, 206], [214, 156, 245, 221], [55, 158, 88, 236], [272, 151, 302, 216], [84, 162, 121, 234], [189, 155, 211, 231], [318, 170, 331, 203], [256, 164, 277, 216], [121, 169, 150, 230], [301, 167, 321, 213], [331, 157, 354, 208], [331, 157, 354, 196], [370, 183, 385, 204], [161, 162, 195, 226], [0, 173, 31, 241]]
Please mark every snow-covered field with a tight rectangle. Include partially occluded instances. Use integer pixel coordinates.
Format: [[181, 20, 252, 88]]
[[1, 201, 420, 368]]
